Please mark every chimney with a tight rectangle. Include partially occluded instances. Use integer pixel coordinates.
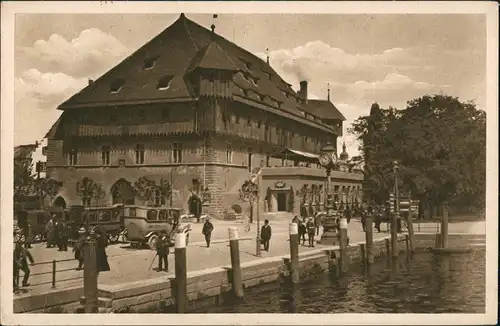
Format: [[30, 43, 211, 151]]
[[299, 80, 308, 104], [88, 79, 94, 85]]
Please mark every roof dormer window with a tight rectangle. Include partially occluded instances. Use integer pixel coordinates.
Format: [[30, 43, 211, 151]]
[[144, 55, 159, 70], [251, 77, 259, 86], [259, 94, 265, 102], [110, 78, 125, 93], [239, 58, 252, 70], [157, 75, 174, 91]]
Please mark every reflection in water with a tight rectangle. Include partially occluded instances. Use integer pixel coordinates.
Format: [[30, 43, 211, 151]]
[[191, 250, 485, 314]]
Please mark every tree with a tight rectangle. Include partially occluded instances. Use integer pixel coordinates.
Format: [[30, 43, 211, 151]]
[[76, 177, 103, 207], [35, 178, 63, 208], [239, 180, 259, 223], [134, 176, 172, 206], [14, 154, 36, 202], [350, 95, 486, 215], [92, 183, 105, 206]]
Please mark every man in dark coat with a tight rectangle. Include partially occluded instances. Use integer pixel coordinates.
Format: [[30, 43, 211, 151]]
[[156, 230, 170, 272], [73, 227, 86, 270], [25, 222, 33, 249], [260, 219, 272, 251], [13, 241, 34, 290], [96, 229, 110, 273], [58, 220, 69, 251], [306, 217, 316, 247], [45, 217, 55, 248], [298, 220, 307, 245], [202, 218, 214, 248]]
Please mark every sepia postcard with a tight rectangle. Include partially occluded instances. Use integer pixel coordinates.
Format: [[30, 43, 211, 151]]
[[1, 1, 498, 325]]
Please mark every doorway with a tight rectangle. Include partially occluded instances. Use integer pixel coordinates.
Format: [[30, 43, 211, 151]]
[[277, 192, 287, 212]]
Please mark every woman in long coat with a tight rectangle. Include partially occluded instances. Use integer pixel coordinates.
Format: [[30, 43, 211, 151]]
[[96, 228, 110, 273]]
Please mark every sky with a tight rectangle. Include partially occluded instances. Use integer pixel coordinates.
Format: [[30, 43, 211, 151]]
[[14, 13, 486, 155]]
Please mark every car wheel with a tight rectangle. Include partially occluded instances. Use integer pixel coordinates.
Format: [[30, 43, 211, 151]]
[[109, 233, 119, 244], [148, 234, 159, 250]]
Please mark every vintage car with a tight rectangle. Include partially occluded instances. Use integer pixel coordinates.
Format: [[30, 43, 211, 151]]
[[67, 204, 124, 243], [123, 205, 183, 250]]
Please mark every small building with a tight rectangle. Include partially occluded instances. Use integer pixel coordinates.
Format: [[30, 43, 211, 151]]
[[44, 14, 363, 219]]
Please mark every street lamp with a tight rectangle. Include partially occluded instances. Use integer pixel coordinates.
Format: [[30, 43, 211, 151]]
[[391, 160, 400, 257], [317, 142, 342, 245]]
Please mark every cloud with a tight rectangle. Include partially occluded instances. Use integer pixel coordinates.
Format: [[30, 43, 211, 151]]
[[18, 28, 130, 78], [14, 69, 87, 145]]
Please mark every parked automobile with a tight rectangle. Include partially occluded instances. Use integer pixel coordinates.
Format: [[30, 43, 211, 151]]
[[67, 204, 124, 243], [123, 205, 182, 250]]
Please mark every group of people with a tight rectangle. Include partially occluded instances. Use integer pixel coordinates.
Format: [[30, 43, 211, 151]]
[[44, 214, 70, 251], [73, 225, 111, 273], [293, 213, 324, 248]]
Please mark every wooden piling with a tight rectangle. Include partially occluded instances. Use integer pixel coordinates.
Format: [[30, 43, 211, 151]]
[[441, 205, 449, 249], [175, 232, 187, 313], [51, 260, 56, 288], [391, 212, 399, 258], [83, 235, 98, 313], [339, 217, 349, 274], [365, 214, 374, 264], [228, 227, 244, 299], [406, 208, 415, 253], [289, 223, 299, 284]]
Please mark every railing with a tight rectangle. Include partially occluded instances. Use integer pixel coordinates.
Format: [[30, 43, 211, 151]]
[[26, 258, 83, 288]]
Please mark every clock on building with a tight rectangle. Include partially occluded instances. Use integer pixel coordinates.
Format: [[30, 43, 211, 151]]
[[319, 152, 332, 167]]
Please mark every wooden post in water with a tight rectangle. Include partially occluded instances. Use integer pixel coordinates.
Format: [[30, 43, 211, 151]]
[[228, 227, 244, 299], [289, 223, 299, 284], [339, 217, 349, 274], [365, 214, 374, 264], [406, 192, 415, 253], [440, 204, 449, 249], [83, 233, 98, 313], [175, 232, 187, 313]]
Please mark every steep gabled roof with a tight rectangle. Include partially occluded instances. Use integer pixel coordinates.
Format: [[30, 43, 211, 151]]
[[57, 14, 344, 129], [187, 42, 240, 73], [305, 100, 346, 121]]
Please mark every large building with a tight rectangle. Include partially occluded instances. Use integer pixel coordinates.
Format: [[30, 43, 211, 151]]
[[44, 14, 363, 218]]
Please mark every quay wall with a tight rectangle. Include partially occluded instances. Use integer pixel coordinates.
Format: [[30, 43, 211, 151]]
[[14, 232, 485, 313]]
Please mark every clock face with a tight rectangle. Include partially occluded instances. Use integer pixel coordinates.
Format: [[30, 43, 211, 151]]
[[319, 152, 332, 167]]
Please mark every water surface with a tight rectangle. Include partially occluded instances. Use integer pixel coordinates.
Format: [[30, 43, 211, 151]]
[[192, 250, 485, 313]]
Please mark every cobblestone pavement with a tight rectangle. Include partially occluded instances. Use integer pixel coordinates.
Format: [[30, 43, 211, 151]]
[[17, 218, 485, 297]]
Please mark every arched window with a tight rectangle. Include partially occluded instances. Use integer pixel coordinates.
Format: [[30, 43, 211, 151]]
[[111, 179, 135, 205]]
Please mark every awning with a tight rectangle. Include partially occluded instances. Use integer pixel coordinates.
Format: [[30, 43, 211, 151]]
[[282, 148, 319, 160]]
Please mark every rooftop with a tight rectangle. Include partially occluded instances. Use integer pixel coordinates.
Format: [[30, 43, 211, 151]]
[[58, 13, 345, 121]]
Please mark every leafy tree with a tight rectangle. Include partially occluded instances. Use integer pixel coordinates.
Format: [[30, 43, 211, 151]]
[[134, 176, 172, 206], [350, 95, 486, 215], [76, 177, 103, 207], [35, 178, 63, 208], [92, 183, 106, 206], [14, 154, 36, 202], [239, 180, 259, 223]]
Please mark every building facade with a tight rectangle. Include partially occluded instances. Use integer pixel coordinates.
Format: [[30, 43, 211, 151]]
[[45, 14, 363, 218]]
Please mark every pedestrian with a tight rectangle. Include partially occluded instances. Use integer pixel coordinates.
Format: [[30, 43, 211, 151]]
[[345, 205, 352, 224], [156, 230, 170, 272], [73, 227, 86, 270], [58, 220, 69, 251], [360, 202, 369, 232], [202, 218, 214, 248], [292, 215, 300, 225], [374, 206, 382, 233], [260, 219, 272, 251], [314, 212, 323, 236], [96, 228, 110, 273], [25, 221, 33, 249], [298, 220, 307, 245], [54, 217, 61, 249], [45, 216, 55, 248], [13, 241, 34, 291], [306, 217, 316, 247]]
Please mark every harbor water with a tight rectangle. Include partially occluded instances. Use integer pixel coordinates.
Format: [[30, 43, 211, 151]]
[[191, 250, 485, 313]]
